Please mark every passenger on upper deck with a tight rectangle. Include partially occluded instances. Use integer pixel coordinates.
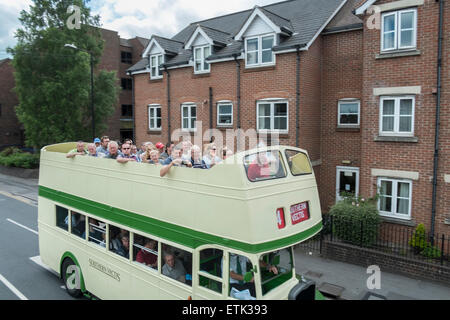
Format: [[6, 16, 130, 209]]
[[117, 142, 139, 163], [159, 142, 174, 162], [190, 145, 207, 169], [66, 141, 87, 158], [160, 145, 192, 177], [87, 143, 103, 158], [147, 150, 162, 165], [247, 152, 271, 181], [96, 136, 110, 156], [202, 144, 222, 169], [105, 141, 122, 160]]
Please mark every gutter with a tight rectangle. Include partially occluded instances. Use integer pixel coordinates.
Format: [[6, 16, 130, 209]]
[[232, 54, 241, 132], [430, 0, 444, 238]]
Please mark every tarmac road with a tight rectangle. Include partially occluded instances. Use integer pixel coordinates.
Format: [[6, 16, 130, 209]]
[[0, 192, 74, 300]]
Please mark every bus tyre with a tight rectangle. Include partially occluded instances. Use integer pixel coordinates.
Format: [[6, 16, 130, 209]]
[[62, 258, 83, 298]]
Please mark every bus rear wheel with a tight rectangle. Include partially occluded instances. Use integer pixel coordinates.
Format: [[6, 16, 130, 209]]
[[62, 258, 83, 298]]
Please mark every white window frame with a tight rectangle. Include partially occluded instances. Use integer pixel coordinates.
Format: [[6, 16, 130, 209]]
[[148, 104, 162, 131], [181, 103, 197, 132], [193, 45, 211, 74], [245, 33, 276, 68], [256, 99, 289, 134], [377, 177, 413, 220], [338, 99, 360, 127], [150, 54, 164, 80], [379, 96, 415, 137], [381, 8, 417, 52], [217, 101, 233, 127], [336, 167, 360, 203]]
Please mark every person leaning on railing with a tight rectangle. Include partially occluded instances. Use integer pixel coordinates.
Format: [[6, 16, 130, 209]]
[[66, 141, 88, 158]]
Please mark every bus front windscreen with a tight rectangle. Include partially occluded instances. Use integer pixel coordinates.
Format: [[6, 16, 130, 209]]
[[259, 247, 293, 296]]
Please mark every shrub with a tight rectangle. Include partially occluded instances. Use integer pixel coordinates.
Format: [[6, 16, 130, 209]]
[[408, 224, 442, 259], [329, 194, 381, 247], [0, 149, 40, 169]]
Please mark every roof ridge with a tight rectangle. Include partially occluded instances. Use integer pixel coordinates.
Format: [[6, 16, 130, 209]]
[[196, 24, 231, 35], [153, 35, 184, 44], [259, 6, 291, 23]]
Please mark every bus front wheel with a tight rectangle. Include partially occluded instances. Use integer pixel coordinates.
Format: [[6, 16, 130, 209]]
[[61, 258, 83, 298]]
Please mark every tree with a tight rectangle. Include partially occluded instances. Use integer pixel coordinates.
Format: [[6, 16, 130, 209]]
[[8, 0, 119, 149]]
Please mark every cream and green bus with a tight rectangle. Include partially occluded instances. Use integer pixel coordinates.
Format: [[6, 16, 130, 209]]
[[38, 142, 323, 300]]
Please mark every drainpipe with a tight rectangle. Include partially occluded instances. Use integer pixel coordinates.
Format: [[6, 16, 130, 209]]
[[131, 75, 136, 143], [233, 54, 241, 131], [209, 87, 213, 129], [164, 66, 172, 142], [295, 45, 301, 148], [430, 0, 444, 239]]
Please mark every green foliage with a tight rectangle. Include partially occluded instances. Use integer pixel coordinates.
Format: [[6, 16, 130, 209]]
[[408, 223, 427, 250], [408, 224, 442, 259], [8, 0, 119, 149], [329, 194, 381, 247], [0, 149, 40, 169]]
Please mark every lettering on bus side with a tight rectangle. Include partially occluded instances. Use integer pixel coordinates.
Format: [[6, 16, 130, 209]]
[[88, 258, 121, 282]]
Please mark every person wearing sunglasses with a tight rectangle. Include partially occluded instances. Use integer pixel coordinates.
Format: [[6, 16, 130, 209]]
[[117, 142, 139, 163]]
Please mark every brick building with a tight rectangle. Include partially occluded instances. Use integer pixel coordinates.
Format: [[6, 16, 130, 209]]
[[98, 29, 149, 142], [0, 58, 23, 147], [0, 29, 149, 148], [129, 0, 449, 235]]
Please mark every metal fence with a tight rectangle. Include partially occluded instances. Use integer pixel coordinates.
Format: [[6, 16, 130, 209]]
[[297, 215, 450, 267]]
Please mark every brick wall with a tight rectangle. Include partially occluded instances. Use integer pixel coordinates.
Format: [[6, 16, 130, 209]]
[[322, 240, 450, 285]]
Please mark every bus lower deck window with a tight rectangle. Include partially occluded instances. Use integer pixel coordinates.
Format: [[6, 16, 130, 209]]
[[162, 244, 192, 286], [88, 218, 106, 247], [71, 212, 86, 239], [133, 234, 158, 270], [109, 225, 129, 259]]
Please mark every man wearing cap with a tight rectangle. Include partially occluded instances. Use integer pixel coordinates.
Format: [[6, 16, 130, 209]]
[[94, 138, 101, 149]]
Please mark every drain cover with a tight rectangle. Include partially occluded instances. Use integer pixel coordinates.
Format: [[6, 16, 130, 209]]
[[305, 271, 323, 278], [318, 283, 345, 298]]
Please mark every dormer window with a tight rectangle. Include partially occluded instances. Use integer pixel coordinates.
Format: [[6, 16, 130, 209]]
[[150, 54, 164, 79], [245, 34, 275, 67], [194, 45, 211, 73]]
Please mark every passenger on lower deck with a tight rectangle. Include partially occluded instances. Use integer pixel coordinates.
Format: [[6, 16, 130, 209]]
[[162, 252, 186, 283]]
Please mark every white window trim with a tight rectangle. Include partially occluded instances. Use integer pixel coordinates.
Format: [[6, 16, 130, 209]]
[[181, 103, 197, 132], [381, 8, 417, 52], [336, 167, 360, 203], [377, 177, 413, 220], [338, 99, 361, 126], [217, 101, 233, 127], [193, 45, 211, 74], [256, 99, 289, 134], [379, 96, 415, 137], [148, 104, 162, 131], [245, 33, 276, 68], [150, 54, 164, 80]]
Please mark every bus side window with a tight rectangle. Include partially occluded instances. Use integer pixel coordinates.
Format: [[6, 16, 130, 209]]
[[161, 244, 192, 286], [70, 211, 86, 239], [228, 253, 256, 299], [56, 206, 69, 231], [88, 218, 106, 248], [109, 225, 129, 259], [133, 234, 158, 270], [199, 248, 223, 294]]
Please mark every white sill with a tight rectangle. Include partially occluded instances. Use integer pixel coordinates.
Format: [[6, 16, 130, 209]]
[[148, 128, 162, 131], [376, 49, 421, 59], [217, 124, 233, 128], [194, 70, 210, 75], [379, 214, 415, 226], [375, 135, 418, 143], [245, 62, 275, 69], [257, 130, 289, 135], [150, 76, 163, 80]]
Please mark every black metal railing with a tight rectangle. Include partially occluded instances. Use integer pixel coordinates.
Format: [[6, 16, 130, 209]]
[[297, 215, 450, 267]]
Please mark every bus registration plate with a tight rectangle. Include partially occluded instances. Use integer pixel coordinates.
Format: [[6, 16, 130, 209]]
[[290, 202, 309, 225]]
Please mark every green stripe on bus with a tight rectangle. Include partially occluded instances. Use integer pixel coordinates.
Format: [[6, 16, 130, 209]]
[[39, 186, 322, 254]]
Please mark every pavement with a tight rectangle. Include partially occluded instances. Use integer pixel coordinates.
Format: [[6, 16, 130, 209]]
[[1, 171, 450, 300], [294, 249, 450, 300]]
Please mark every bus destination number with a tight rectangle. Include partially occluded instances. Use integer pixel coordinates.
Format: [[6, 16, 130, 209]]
[[290, 202, 309, 225]]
